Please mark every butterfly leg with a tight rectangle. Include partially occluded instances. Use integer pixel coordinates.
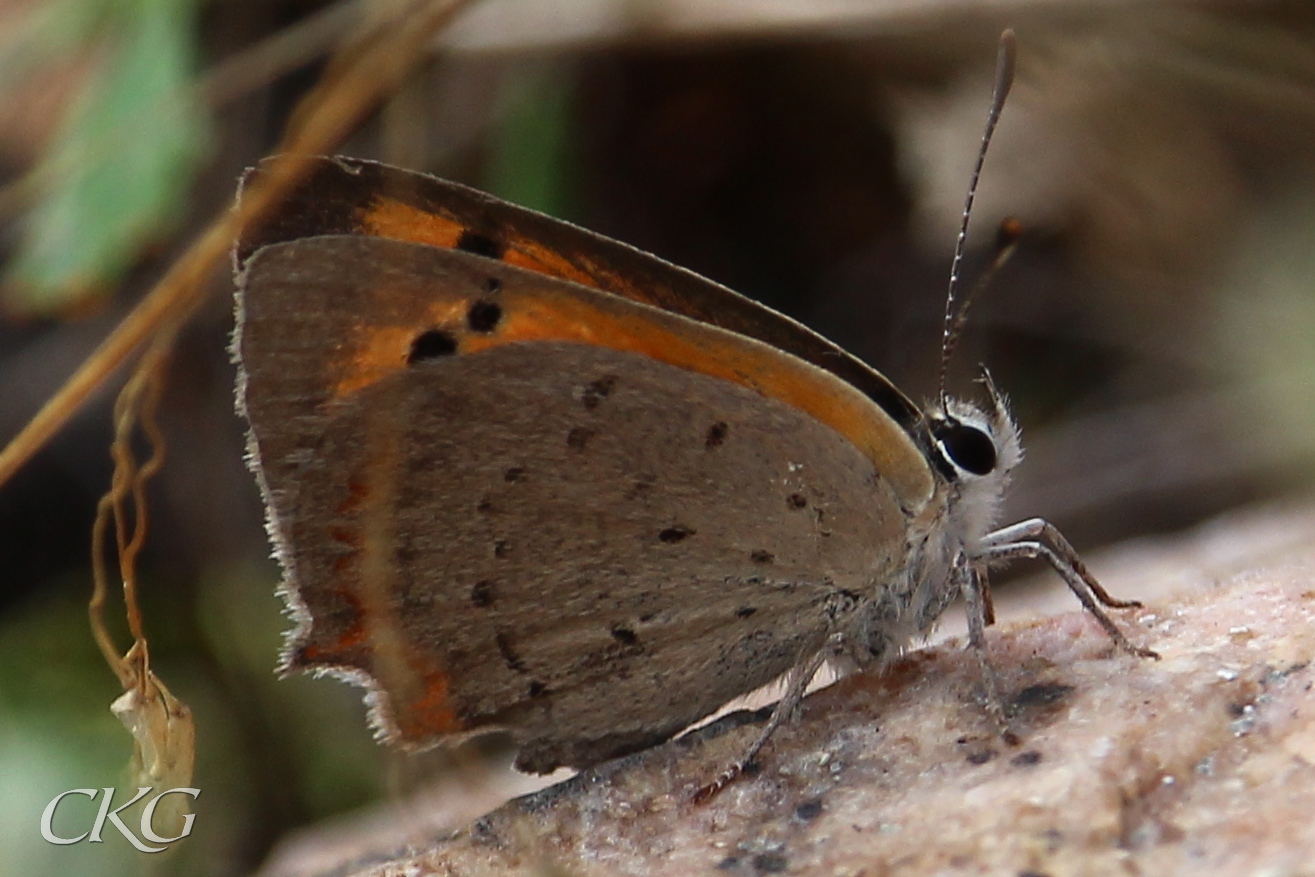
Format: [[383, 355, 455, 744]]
[[693, 639, 834, 803], [958, 554, 1016, 742], [977, 518, 1158, 659]]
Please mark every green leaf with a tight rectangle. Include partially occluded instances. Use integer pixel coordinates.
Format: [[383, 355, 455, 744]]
[[5, 0, 206, 314]]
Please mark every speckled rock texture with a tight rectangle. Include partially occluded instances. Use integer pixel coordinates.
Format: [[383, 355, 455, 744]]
[[258, 503, 1315, 877]]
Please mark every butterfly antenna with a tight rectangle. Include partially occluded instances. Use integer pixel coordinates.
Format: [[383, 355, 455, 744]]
[[945, 214, 1023, 378], [938, 28, 1017, 415]]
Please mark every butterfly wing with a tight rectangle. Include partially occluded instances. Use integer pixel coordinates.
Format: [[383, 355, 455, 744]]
[[235, 235, 914, 771], [235, 157, 927, 456]]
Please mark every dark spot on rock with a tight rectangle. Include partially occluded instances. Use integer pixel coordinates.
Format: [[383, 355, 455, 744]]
[[750, 550, 774, 564], [1018, 871, 1053, 877], [494, 540, 510, 558], [741, 760, 762, 777], [476, 497, 493, 513], [466, 300, 502, 333], [408, 329, 457, 363], [787, 493, 807, 510], [611, 626, 638, 645], [580, 376, 617, 409], [705, 421, 729, 448], [484, 276, 502, 293], [471, 817, 497, 843], [659, 526, 694, 543], [735, 606, 757, 619], [566, 427, 595, 451], [470, 580, 495, 607], [966, 749, 995, 765], [794, 799, 823, 820], [528, 680, 548, 698], [495, 632, 527, 673], [716, 857, 740, 870], [752, 852, 788, 874], [504, 467, 527, 483], [1014, 683, 1074, 709], [1011, 750, 1043, 767], [456, 229, 505, 259]]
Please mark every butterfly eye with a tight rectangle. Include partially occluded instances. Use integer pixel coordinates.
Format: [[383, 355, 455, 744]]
[[934, 421, 997, 476]]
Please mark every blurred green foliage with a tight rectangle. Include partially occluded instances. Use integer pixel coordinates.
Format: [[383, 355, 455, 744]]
[[485, 63, 579, 221], [2, 0, 206, 314]]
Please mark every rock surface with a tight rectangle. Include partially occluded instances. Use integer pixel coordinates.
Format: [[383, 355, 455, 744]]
[[257, 502, 1315, 877]]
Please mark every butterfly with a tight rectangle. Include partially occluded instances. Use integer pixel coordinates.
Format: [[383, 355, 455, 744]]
[[232, 31, 1153, 799]]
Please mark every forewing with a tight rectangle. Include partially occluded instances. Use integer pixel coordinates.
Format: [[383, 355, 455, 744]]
[[234, 157, 927, 455]]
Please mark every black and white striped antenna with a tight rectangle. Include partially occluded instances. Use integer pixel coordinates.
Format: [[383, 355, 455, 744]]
[[937, 29, 1019, 415]]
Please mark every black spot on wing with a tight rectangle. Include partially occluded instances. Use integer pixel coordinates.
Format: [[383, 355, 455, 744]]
[[579, 376, 617, 410], [466, 300, 502, 333], [456, 229, 505, 259], [566, 426, 595, 451], [470, 580, 495, 607], [705, 421, 728, 448], [496, 632, 527, 673], [658, 526, 694, 543], [408, 329, 457, 363]]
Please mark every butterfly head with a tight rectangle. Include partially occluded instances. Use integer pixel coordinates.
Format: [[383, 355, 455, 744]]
[[926, 370, 1022, 547]]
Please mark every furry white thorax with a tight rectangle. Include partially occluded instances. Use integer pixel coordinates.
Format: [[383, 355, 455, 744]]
[[836, 384, 1024, 673]]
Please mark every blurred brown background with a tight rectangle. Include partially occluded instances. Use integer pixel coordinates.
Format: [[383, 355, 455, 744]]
[[2, 1, 1315, 874]]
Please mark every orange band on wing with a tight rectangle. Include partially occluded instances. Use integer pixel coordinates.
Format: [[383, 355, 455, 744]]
[[395, 669, 462, 737], [364, 199, 608, 291], [328, 277, 929, 504], [472, 295, 906, 480], [362, 198, 465, 250]]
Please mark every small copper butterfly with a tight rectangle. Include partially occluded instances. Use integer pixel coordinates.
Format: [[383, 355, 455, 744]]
[[232, 31, 1154, 799]]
